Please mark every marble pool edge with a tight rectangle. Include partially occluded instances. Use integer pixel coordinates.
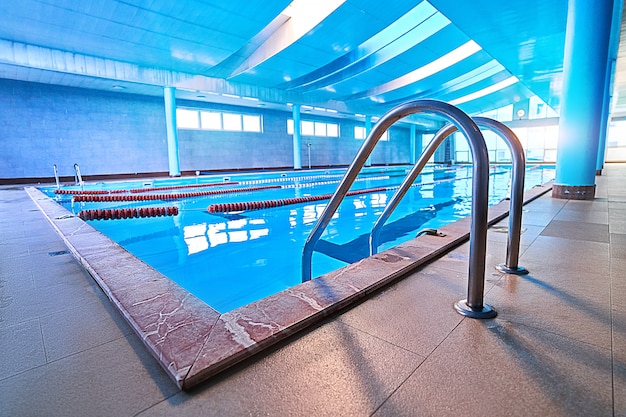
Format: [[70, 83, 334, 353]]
[[25, 182, 553, 390]]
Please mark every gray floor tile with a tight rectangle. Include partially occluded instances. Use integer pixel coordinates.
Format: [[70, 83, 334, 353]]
[[138, 320, 424, 417], [563, 199, 609, 212], [0, 335, 178, 417], [554, 207, 609, 224], [540, 219, 609, 243], [0, 275, 104, 329], [0, 319, 46, 380], [487, 270, 612, 348], [519, 235, 610, 276], [337, 265, 466, 356], [611, 233, 626, 259], [40, 298, 135, 362], [373, 319, 613, 417]]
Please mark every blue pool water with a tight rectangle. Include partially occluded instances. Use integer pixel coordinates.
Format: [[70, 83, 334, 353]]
[[42, 165, 555, 312]]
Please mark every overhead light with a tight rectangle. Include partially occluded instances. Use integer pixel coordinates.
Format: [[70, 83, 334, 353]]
[[222, 93, 240, 99], [449, 76, 519, 105], [243, 96, 259, 101], [366, 41, 482, 99], [112, 85, 125, 90]]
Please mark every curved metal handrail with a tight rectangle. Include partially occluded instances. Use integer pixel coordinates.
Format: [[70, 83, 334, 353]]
[[301, 99, 496, 319], [370, 116, 528, 275], [53, 164, 60, 189], [474, 117, 527, 275]]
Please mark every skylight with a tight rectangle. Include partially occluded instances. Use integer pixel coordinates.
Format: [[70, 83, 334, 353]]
[[355, 40, 482, 100], [232, 0, 345, 76], [449, 76, 519, 105]]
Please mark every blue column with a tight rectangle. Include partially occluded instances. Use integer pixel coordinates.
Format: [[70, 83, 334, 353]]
[[292, 105, 302, 170], [365, 116, 372, 167], [597, 0, 623, 174], [164, 87, 180, 177], [553, 0, 613, 199], [596, 60, 613, 174], [410, 124, 417, 164]]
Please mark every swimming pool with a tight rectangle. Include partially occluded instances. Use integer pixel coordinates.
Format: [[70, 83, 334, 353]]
[[41, 164, 555, 313]]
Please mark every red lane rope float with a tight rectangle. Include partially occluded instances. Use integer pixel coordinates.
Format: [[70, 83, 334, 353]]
[[207, 187, 387, 213], [77, 206, 179, 220], [72, 185, 281, 202], [54, 189, 128, 195]]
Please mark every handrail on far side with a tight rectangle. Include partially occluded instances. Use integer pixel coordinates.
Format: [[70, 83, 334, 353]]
[[74, 163, 84, 191], [370, 116, 528, 275], [53, 164, 60, 189], [301, 99, 496, 319]]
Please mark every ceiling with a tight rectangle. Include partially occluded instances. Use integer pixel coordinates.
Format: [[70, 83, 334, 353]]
[[0, 0, 623, 123]]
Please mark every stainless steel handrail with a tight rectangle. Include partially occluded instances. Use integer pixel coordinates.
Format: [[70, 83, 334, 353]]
[[301, 99, 496, 319], [370, 117, 528, 275], [473, 117, 527, 275], [73, 163, 84, 190], [53, 164, 60, 189]]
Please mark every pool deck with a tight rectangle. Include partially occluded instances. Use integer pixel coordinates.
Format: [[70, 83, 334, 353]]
[[1, 164, 625, 416]]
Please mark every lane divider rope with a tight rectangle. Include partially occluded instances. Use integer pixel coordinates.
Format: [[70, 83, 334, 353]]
[[72, 185, 281, 202], [78, 206, 179, 220], [208, 187, 387, 213]]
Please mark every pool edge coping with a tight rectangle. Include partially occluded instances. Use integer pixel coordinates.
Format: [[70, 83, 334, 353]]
[[25, 181, 553, 390]]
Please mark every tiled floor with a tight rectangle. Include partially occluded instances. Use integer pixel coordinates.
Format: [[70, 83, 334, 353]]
[[1, 164, 625, 417]]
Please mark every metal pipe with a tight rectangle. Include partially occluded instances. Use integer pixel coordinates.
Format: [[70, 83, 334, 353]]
[[473, 117, 528, 275], [74, 163, 84, 191], [369, 124, 457, 255], [399, 118, 526, 274], [53, 164, 60, 189], [301, 99, 495, 319]]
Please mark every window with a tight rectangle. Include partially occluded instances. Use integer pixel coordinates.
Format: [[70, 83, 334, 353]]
[[287, 119, 339, 137], [201, 112, 221, 130], [327, 123, 339, 137], [302, 121, 314, 136], [354, 125, 388, 141], [243, 115, 261, 132], [314, 122, 326, 137], [176, 108, 263, 132], [176, 109, 200, 129], [354, 126, 365, 139], [223, 113, 242, 131]]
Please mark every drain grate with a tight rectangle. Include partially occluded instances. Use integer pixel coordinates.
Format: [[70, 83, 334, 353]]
[[48, 250, 70, 257]]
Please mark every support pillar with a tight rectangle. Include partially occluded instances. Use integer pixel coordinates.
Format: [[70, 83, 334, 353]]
[[292, 105, 302, 170], [597, 0, 623, 175], [164, 87, 180, 177], [553, 0, 613, 200], [365, 116, 372, 167], [410, 124, 417, 164]]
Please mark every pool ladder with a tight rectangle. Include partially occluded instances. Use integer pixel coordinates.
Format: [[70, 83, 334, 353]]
[[53, 164, 60, 189], [301, 99, 528, 319], [74, 163, 84, 190]]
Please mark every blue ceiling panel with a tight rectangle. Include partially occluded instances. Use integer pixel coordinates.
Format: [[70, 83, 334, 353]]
[[229, 0, 430, 89], [430, 0, 567, 111], [0, 0, 290, 73], [1, 0, 607, 119]]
